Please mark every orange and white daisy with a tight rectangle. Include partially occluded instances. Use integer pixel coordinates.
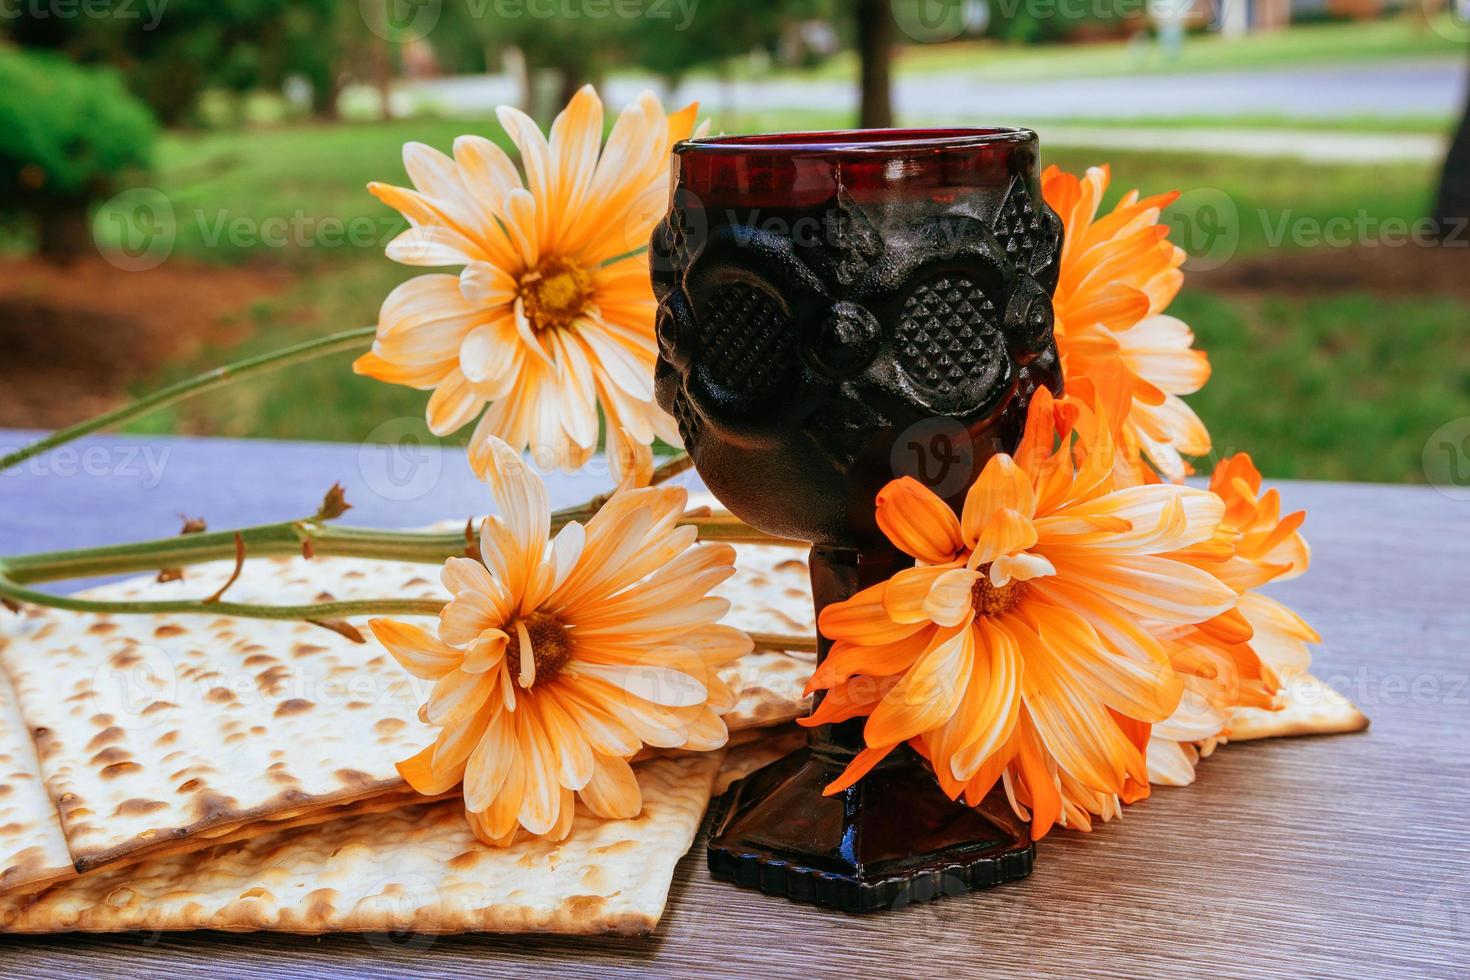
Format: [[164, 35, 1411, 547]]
[[803, 388, 1238, 836], [1147, 453, 1319, 785], [1043, 164, 1212, 482], [369, 438, 749, 845], [356, 86, 700, 487]]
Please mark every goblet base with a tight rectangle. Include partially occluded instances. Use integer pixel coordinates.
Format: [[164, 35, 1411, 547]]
[[706, 743, 1034, 913]]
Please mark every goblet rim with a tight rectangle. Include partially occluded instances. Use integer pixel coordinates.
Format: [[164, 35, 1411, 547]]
[[676, 127, 1036, 156]]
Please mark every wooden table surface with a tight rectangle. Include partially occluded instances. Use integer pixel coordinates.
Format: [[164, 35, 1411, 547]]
[[1, 431, 1467, 978]]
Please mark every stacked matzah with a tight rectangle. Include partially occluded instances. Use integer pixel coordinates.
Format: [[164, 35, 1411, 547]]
[[0, 538, 815, 934]]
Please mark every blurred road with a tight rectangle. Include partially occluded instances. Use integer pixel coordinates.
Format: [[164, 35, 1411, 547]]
[[402, 58, 1465, 160], [1036, 125, 1447, 162], [893, 58, 1466, 123]]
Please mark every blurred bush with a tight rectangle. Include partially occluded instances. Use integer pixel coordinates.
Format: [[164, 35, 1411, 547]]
[[4, 0, 343, 126], [0, 48, 156, 260]]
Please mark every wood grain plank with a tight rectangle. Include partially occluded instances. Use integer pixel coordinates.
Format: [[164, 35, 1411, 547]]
[[2, 432, 1467, 978]]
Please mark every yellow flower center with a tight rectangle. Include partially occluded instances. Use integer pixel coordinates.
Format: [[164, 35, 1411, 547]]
[[971, 564, 1027, 617], [521, 258, 592, 332], [506, 611, 573, 685]]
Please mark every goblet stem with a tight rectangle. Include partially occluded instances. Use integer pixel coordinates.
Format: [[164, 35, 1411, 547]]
[[805, 544, 912, 764]]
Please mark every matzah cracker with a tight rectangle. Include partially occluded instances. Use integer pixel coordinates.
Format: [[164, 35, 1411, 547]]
[[1229, 672, 1369, 741], [0, 668, 73, 897], [722, 651, 813, 731], [0, 554, 443, 873], [0, 537, 817, 876], [1, 752, 722, 936]]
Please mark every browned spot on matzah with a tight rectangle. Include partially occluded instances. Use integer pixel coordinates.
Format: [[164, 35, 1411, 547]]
[[114, 799, 168, 818], [304, 888, 338, 920], [334, 769, 374, 789], [205, 687, 237, 706], [154, 624, 186, 638], [107, 651, 141, 671], [188, 792, 240, 823], [256, 667, 290, 694], [446, 850, 481, 871], [274, 700, 313, 718], [89, 748, 132, 767], [86, 727, 125, 752], [100, 762, 142, 779]]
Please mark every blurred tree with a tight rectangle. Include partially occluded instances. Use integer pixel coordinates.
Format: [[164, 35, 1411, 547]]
[[3, 0, 344, 126], [1433, 50, 1470, 240], [449, 2, 634, 114], [0, 49, 156, 260], [275, 2, 355, 120], [856, 0, 893, 127], [432, 0, 833, 119], [627, 0, 829, 91]]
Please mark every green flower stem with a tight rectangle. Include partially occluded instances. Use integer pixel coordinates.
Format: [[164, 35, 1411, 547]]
[[0, 522, 465, 586], [0, 561, 814, 653], [749, 632, 817, 655], [0, 326, 376, 474], [0, 572, 445, 623], [0, 513, 792, 590]]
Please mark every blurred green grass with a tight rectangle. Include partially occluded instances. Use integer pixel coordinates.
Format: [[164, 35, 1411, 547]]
[[1180, 290, 1470, 483], [121, 111, 1464, 485]]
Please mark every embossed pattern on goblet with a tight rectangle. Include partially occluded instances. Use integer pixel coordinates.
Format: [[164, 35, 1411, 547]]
[[653, 129, 1063, 912]]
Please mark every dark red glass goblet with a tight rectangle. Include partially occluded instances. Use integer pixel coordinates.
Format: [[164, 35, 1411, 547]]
[[652, 128, 1063, 912]]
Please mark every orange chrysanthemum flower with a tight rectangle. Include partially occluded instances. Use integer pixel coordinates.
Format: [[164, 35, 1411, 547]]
[[1044, 164, 1211, 482], [804, 388, 1238, 836], [369, 438, 749, 845], [357, 86, 700, 487], [1147, 453, 1320, 784]]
